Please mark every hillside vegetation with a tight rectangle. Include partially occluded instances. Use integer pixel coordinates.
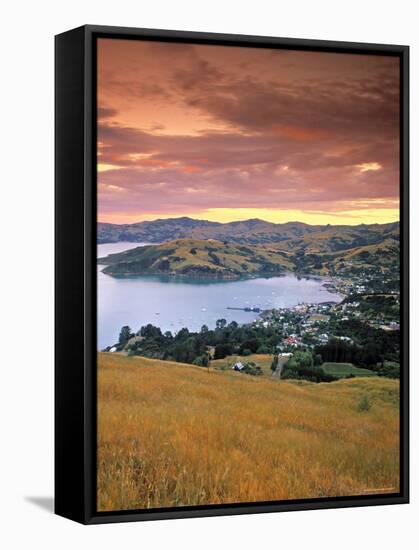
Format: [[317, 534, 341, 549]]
[[98, 238, 293, 278], [98, 217, 399, 277], [97, 353, 400, 511], [211, 353, 274, 375]]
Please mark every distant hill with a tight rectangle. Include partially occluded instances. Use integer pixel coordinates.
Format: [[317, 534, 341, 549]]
[[98, 217, 219, 244], [270, 228, 400, 275], [98, 216, 398, 247], [98, 216, 332, 244], [98, 238, 293, 279], [98, 217, 399, 277]]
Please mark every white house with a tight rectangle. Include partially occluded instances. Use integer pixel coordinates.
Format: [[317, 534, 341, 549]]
[[232, 362, 245, 371]]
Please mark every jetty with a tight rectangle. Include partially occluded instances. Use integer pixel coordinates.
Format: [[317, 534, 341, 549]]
[[227, 306, 261, 313]]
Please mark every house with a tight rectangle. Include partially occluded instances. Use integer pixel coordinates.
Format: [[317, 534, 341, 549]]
[[381, 322, 400, 332], [233, 362, 245, 371], [336, 335, 352, 343], [284, 336, 298, 347]]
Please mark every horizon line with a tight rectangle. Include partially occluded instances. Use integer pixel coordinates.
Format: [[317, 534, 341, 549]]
[[97, 215, 400, 228]]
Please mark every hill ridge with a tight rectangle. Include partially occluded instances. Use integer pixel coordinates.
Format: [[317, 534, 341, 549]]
[[98, 216, 399, 246]]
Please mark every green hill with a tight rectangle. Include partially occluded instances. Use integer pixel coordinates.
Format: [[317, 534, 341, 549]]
[[98, 217, 399, 276], [270, 231, 399, 275], [99, 232, 399, 278], [99, 238, 294, 279]]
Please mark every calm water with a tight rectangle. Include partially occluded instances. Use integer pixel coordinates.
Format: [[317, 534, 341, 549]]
[[97, 242, 342, 350]]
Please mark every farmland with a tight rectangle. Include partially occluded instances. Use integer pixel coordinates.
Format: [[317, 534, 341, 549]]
[[321, 362, 377, 378]]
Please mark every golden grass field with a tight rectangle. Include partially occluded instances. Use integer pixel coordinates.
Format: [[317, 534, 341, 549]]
[[97, 352, 400, 512]]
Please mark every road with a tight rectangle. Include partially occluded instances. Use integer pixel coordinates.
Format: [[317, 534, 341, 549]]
[[271, 356, 290, 379]]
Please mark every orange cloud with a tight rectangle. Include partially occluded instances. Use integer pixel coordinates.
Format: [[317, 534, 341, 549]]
[[181, 165, 202, 174], [356, 162, 382, 172]]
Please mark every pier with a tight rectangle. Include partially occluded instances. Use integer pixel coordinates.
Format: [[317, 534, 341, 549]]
[[227, 306, 261, 313]]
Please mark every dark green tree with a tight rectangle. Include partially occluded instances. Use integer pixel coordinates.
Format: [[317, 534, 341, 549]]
[[119, 325, 132, 346], [271, 354, 279, 372], [214, 343, 233, 359]]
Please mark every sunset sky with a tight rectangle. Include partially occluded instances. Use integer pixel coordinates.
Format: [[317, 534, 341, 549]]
[[97, 38, 400, 226]]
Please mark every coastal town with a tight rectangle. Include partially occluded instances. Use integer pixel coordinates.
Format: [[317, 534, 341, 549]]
[[252, 266, 400, 354]]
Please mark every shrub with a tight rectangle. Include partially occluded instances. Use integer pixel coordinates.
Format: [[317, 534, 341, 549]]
[[357, 395, 372, 412], [314, 353, 323, 366], [241, 362, 263, 376], [193, 354, 209, 367]]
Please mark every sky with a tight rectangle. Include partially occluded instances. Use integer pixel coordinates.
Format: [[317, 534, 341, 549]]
[[97, 38, 400, 226]]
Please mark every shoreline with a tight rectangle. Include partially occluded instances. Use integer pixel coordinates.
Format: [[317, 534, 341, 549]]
[[98, 272, 345, 350], [98, 258, 346, 291]]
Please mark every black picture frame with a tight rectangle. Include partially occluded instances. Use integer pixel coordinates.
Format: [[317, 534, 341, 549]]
[[55, 24, 409, 525]]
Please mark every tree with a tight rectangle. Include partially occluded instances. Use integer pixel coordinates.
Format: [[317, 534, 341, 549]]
[[200, 324, 209, 334], [257, 344, 271, 354], [175, 327, 190, 340], [119, 325, 132, 346], [314, 353, 323, 366], [216, 318, 227, 330], [140, 324, 163, 339], [214, 343, 233, 359], [271, 354, 279, 372], [240, 338, 259, 354]]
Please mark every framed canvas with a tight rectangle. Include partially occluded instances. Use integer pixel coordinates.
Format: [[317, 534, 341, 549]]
[[55, 25, 409, 524]]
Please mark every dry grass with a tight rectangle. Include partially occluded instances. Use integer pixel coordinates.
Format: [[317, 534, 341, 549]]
[[97, 352, 400, 512]]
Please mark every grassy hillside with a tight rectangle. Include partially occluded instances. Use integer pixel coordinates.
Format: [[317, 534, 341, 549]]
[[97, 353, 400, 511], [270, 229, 399, 275], [98, 219, 399, 277], [98, 238, 293, 278]]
